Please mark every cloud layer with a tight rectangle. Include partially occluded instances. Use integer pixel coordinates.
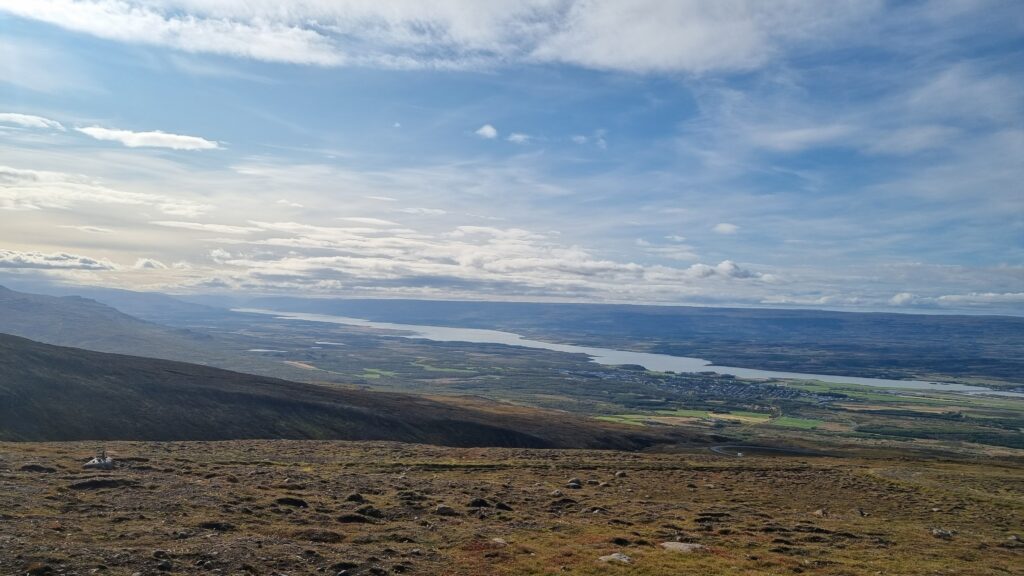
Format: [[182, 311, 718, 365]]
[[1, 1, 877, 73], [0, 249, 116, 270]]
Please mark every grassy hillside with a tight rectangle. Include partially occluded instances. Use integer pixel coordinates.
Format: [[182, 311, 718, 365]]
[[0, 333, 674, 449], [3, 440, 1021, 576]]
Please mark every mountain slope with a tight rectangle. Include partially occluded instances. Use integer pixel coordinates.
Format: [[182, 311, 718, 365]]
[[0, 282, 231, 327], [0, 333, 673, 449], [0, 285, 217, 360]]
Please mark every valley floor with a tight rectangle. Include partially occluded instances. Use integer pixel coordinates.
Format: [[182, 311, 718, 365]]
[[1, 441, 1021, 576]]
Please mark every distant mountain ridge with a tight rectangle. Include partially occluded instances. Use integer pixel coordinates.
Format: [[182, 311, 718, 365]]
[[0, 283, 230, 326], [0, 333, 673, 449], [0, 284, 219, 361]]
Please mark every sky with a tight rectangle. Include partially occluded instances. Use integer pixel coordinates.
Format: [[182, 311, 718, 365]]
[[0, 0, 1022, 314]]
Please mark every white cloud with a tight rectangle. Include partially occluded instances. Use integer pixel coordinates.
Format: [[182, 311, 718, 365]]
[[0, 0, 344, 67], [685, 260, 760, 279], [399, 207, 447, 215], [133, 257, 168, 270], [890, 291, 1024, 308], [151, 220, 260, 234], [866, 125, 960, 155], [76, 126, 220, 150], [571, 135, 588, 144], [637, 238, 699, 261], [475, 124, 498, 139], [209, 248, 232, 263], [0, 165, 210, 216], [712, 222, 739, 234], [0, 248, 117, 270], [192, 220, 770, 303], [0, 112, 65, 131], [276, 199, 303, 208], [531, 1, 876, 74], [58, 225, 113, 234], [507, 132, 530, 144], [889, 292, 918, 306], [751, 124, 853, 152], [936, 292, 1024, 305], [0, 1, 881, 74], [338, 217, 399, 226]]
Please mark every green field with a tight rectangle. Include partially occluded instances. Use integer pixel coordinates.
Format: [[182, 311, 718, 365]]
[[768, 416, 822, 429]]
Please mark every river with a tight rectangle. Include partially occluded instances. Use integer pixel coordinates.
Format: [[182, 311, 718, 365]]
[[237, 309, 1022, 397]]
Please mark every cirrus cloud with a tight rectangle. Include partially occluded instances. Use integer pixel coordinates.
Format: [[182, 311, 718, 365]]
[[0, 112, 65, 131], [0, 165, 210, 216], [151, 220, 260, 234]]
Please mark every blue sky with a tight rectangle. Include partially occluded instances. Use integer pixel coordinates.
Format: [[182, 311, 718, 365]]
[[0, 1, 1022, 314]]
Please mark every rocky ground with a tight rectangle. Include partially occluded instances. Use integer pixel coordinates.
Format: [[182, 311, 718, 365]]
[[1, 441, 1021, 576]]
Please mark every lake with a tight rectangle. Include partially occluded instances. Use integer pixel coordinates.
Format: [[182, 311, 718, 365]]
[[238, 308, 1022, 397]]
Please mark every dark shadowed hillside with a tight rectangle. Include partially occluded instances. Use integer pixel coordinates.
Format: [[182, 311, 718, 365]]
[[0, 333, 675, 449]]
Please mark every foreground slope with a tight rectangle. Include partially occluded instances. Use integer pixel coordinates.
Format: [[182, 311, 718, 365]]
[[0, 333, 668, 449], [1, 440, 1021, 576]]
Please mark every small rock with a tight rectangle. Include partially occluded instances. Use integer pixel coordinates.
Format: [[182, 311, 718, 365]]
[[491, 538, 508, 546], [813, 509, 828, 517], [345, 493, 366, 503], [152, 550, 170, 559], [337, 513, 372, 524], [274, 497, 308, 508], [356, 505, 384, 518], [25, 563, 53, 576], [197, 520, 234, 531], [549, 489, 563, 497], [19, 464, 57, 473], [494, 501, 513, 511], [660, 542, 706, 553], [615, 471, 628, 478], [434, 504, 460, 517], [294, 529, 344, 543], [69, 478, 137, 490], [467, 498, 492, 508], [597, 552, 632, 564], [931, 528, 956, 540]]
